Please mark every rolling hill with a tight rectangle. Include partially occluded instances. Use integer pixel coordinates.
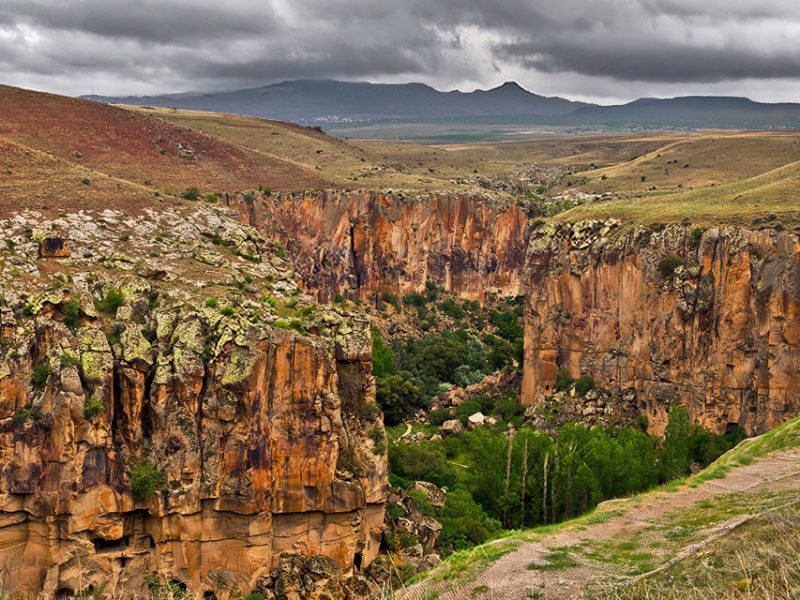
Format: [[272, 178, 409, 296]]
[[0, 83, 329, 199]]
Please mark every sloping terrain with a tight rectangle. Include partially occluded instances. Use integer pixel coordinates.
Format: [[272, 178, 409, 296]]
[[129, 106, 444, 190], [0, 84, 328, 195], [400, 418, 800, 599]]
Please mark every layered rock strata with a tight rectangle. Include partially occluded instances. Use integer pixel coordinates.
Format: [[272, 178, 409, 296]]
[[0, 206, 388, 596], [227, 191, 530, 304], [523, 221, 800, 435]]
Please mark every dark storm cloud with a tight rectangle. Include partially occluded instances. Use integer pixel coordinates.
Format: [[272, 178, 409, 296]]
[[2, 0, 800, 100]]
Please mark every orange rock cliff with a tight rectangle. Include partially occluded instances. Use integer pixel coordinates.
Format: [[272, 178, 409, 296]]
[[0, 206, 388, 596]]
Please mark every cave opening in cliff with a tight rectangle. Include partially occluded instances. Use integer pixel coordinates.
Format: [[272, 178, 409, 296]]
[[92, 534, 130, 553], [354, 550, 363, 571]]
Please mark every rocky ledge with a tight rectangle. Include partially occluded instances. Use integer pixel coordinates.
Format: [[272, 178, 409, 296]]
[[0, 204, 388, 596]]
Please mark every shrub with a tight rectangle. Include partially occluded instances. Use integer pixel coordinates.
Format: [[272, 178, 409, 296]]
[[95, 287, 125, 317], [402, 292, 427, 307], [361, 402, 382, 422], [369, 427, 386, 455], [272, 240, 288, 260], [205, 298, 218, 309], [382, 291, 400, 310], [31, 361, 51, 389], [60, 353, 81, 369], [183, 187, 199, 201], [662, 405, 692, 480], [63, 299, 81, 329], [691, 227, 704, 245], [220, 306, 235, 317], [555, 368, 573, 392], [83, 395, 105, 419], [408, 489, 437, 517], [439, 299, 466, 320], [574, 375, 594, 396], [12, 403, 42, 425], [428, 408, 455, 426], [371, 329, 396, 379], [377, 375, 421, 426], [658, 254, 684, 279], [130, 462, 164, 499]]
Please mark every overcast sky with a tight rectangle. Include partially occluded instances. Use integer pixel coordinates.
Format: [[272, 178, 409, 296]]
[[3, 0, 800, 104]]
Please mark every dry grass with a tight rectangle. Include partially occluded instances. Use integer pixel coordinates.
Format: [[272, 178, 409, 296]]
[[596, 505, 800, 600]]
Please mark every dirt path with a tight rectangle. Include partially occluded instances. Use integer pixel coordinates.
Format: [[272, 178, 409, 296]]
[[398, 449, 800, 600]]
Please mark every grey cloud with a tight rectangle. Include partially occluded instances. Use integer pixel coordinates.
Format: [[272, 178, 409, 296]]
[[2, 0, 800, 100]]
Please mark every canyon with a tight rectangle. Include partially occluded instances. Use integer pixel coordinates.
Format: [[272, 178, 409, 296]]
[[229, 190, 799, 436]]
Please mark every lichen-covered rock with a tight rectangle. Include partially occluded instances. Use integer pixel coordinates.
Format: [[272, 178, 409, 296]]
[[0, 205, 389, 598]]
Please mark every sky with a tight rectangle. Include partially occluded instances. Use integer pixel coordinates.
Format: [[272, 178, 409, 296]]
[[2, 0, 800, 104]]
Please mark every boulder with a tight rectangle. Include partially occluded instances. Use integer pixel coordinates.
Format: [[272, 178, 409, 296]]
[[440, 419, 464, 435], [467, 412, 486, 428]]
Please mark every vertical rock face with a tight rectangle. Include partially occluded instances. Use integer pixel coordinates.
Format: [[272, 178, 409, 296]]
[[0, 304, 387, 597], [522, 221, 800, 435], [229, 191, 530, 303], [0, 206, 388, 597]]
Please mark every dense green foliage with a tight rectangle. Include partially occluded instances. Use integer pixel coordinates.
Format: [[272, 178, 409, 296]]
[[372, 299, 525, 424], [130, 462, 165, 499], [390, 407, 746, 556]]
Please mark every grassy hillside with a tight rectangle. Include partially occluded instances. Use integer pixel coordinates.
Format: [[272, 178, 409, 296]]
[[558, 131, 800, 227], [0, 85, 328, 196]]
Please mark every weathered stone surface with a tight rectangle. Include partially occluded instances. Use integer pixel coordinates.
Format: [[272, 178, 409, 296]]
[[0, 206, 389, 597], [228, 190, 530, 303], [522, 222, 800, 435]]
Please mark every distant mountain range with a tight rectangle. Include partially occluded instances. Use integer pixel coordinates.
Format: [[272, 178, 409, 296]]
[[84, 79, 800, 131]]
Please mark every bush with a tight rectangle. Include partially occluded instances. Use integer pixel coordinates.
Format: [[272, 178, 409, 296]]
[[95, 287, 125, 317], [60, 353, 81, 369], [691, 227, 704, 245], [130, 462, 164, 500], [437, 488, 501, 555], [402, 292, 427, 307], [11, 403, 42, 425], [455, 399, 483, 426], [428, 408, 455, 427], [408, 489, 437, 517], [83, 395, 105, 419], [658, 254, 684, 279], [205, 298, 218, 309], [439, 299, 466, 320], [555, 368, 573, 392], [382, 291, 400, 310], [220, 306, 235, 317], [662, 405, 692, 479], [376, 375, 421, 426], [31, 361, 51, 389], [183, 186, 200, 201], [372, 329, 396, 379], [63, 299, 81, 329], [574, 375, 594, 396], [369, 427, 386, 455]]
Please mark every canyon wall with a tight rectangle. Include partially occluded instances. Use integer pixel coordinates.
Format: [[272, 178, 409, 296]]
[[523, 221, 800, 435], [0, 206, 388, 597], [228, 191, 530, 304]]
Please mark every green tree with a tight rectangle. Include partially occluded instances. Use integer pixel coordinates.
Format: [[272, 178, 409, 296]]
[[662, 405, 693, 479], [371, 329, 396, 379], [376, 375, 420, 425]]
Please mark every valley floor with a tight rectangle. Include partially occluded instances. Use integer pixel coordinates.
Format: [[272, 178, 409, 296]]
[[398, 447, 800, 599]]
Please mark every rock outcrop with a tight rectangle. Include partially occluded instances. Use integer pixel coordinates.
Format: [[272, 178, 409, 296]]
[[0, 206, 388, 597], [228, 191, 530, 304], [522, 221, 800, 435]]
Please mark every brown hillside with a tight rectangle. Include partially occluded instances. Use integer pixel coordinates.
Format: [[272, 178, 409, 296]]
[[0, 84, 327, 194]]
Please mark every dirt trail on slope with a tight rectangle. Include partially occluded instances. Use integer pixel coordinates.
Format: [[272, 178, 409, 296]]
[[398, 449, 800, 600]]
